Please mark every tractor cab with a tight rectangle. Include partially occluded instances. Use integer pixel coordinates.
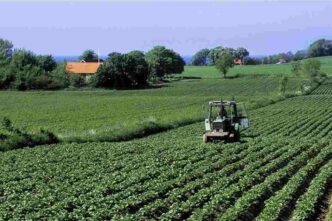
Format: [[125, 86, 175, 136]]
[[203, 100, 249, 143]]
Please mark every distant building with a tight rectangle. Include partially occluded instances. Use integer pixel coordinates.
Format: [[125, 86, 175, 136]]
[[66, 60, 102, 74], [234, 58, 242, 65], [276, 59, 287, 64]]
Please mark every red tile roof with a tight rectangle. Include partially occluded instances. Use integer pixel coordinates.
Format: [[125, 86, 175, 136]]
[[66, 62, 101, 74]]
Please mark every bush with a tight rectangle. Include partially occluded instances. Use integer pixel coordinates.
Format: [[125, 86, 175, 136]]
[[279, 76, 288, 94], [303, 59, 326, 84], [0, 117, 59, 152], [69, 74, 86, 88]]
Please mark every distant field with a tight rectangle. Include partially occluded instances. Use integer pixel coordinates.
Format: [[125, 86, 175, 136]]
[[0, 75, 299, 142], [182, 56, 332, 78]]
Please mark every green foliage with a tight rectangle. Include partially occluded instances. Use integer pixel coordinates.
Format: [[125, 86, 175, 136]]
[[302, 59, 327, 85], [256, 146, 332, 221], [291, 61, 302, 76], [308, 38, 332, 58], [290, 160, 332, 221], [303, 59, 321, 77], [36, 55, 57, 73], [215, 53, 234, 78], [145, 46, 185, 78], [243, 56, 261, 65], [191, 48, 210, 66], [208, 47, 236, 64], [204, 46, 249, 65], [293, 50, 307, 61], [0, 38, 13, 64], [0, 49, 62, 90], [50, 62, 70, 88], [279, 76, 288, 94], [0, 117, 58, 152], [68, 74, 86, 88], [235, 47, 249, 61], [94, 51, 149, 89], [262, 51, 293, 64], [79, 49, 98, 62]]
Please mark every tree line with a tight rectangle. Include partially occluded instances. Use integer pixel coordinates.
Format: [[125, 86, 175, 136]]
[[190, 47, 249, 66], [0, 38, 185, 90], [260, 39, 332, 64], [191, 38, 332, 66]]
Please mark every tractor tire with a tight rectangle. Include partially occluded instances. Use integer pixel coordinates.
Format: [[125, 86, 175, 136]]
[[228, 133, 235, 142]]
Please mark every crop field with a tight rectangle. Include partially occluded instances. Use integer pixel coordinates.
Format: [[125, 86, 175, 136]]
[[312, 78, 332, 95], [1, 89, 332, 220], [0, 75, 300, 142], [1, 66, 332, 220]]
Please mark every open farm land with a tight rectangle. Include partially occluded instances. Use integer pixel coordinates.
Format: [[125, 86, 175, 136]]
[[2, 2, 332, 220], [1, 80, 332, 220], [0, 75, 300, 142]]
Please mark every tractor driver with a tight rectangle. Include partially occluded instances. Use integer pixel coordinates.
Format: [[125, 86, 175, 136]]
[[219, 105, 228, 119]]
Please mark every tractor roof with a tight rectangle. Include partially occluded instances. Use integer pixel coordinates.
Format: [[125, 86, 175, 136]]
[[208, 100, 237, 106]]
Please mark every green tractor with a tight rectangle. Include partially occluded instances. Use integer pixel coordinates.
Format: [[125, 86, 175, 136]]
[[203, 100, 249, 143]]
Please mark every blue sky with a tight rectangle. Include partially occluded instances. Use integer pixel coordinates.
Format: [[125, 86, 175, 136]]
[[1, 1, 331, 56]]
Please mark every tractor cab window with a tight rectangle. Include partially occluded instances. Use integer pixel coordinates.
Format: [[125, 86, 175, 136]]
[[210, 104, 233, 120], [237, 103, 248, 118]]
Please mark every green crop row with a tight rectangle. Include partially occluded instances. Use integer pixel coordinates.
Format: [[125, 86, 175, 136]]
[[290, 159, 332, 221], [119, 139, 289, 220], [256, 143, 332, 221], [194, 142, 325, 221]]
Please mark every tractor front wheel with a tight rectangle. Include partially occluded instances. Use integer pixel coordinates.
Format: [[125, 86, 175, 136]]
[[203, 134, 209, 143]]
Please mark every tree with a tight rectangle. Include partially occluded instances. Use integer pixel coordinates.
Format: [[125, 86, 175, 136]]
[[7, 49, 41, 90], [208, 47, 237, 65], [1, 49, 62, 90], [291, 61, 302, 77], [108, 52, 121, 59], [10, 49, 38, 69], [36, 55, 57, 73], [126, 50, 149, 87], [215, 53, 234, 78], [191, 49, 210, 66], [208, 47, 223, 65], [235, 47, 249, 63], [145, 46, 185, 78], [243, 56, 261, 65], [308, 39, 332, 58], [0, 38, 13, 64], [293, 50, 307, 61], [94, 51, 149, 89], [303, 59, 321, 81], [79, 49, 98, 62], [279, 76, 288, 94]]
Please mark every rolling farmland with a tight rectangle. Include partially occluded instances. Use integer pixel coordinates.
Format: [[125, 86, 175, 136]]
[[1, 1, 332, 220], [0, 75, 300, 142], [1, 80, 332, 220]]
